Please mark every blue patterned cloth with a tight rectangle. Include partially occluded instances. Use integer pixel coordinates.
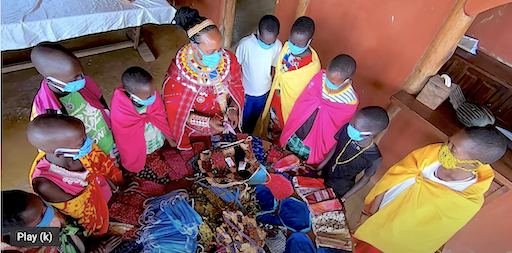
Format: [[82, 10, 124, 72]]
[[251, 137, 266, 163]]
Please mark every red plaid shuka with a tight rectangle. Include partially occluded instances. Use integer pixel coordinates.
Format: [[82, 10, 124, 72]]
[[163, 43, 244, 150]]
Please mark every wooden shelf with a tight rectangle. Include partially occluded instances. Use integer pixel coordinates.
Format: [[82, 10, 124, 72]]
[[391, 90, 512, 189]]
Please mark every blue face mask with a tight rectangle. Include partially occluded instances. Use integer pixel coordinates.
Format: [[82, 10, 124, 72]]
[[288, 39, 311, 55], [47, 74, 86, 93], [131, 91, 157, 106], [36, 202, 55, 227], [257, 31, 276, 50], [54, 136, 93, 160], [324, 73, 350, 90], [347, 124, 372, 141], [194, 42, 221, 68]]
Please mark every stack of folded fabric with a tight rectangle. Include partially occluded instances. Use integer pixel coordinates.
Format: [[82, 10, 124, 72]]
[[293, 176, 353, 252], [137, 190, 202, 253]]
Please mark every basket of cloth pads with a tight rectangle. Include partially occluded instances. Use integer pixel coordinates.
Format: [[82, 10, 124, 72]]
[[293, 176, 353, 251], [188, 179, 265, 252]]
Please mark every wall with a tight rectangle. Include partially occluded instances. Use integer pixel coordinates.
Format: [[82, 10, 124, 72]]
[[466, 3, 512, 67], [174, 0, 225, 27], [274, 0, 455, 177]]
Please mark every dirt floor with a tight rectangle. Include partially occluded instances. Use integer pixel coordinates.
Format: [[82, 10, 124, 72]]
[[1, 0, 370, 226]]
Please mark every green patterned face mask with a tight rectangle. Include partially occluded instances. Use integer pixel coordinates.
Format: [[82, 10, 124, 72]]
[[438, 144, 482, 175]]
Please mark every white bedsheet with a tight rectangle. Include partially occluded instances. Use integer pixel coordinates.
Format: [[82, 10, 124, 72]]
[[1, 0, 176, 51]]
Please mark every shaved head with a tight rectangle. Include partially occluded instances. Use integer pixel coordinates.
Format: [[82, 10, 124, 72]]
[[27, 114, 86, 153], [30, 42, 83, 82]]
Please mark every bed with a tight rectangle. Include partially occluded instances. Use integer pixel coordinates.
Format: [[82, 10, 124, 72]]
[[1, 0, 177, 71]]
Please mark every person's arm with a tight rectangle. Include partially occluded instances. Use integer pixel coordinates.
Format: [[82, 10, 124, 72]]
[[271, 66, 276, 80], [341, 157, 382, 201], [99, 96, 109, 110], [227, 98, 240, 128], [187, 112, 225, 133], [32, 178, 74, 203], [163, 134, 177, 147], [316, 147, 336, 171]]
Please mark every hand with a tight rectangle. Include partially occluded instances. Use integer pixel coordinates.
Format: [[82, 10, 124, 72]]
[[227, 108, 239, 128], [91, 236, 123, 253], [209, 117, 226, 133], [166, 136, 177, 147], [352, 211, 372, 232], [117, 182, 139, 194]]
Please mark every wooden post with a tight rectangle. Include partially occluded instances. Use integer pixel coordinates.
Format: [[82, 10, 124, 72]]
[[375, 102, 402, 144], [133, 26, 141, 49], [222, 0, 236, 48], [295, 0, 310, 19], [402, 0, 476, 95]]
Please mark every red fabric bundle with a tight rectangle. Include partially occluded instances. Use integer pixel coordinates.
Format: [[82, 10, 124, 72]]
[[192, 142, 207, 155], [109, 202, 143, 226], [237, 133, 249, 140], [146, 152, 169, 178], [135, 179, 165, 197], [309, 199, 343, 215], [304, 188, 336, 204], [116, 192, 147, 207], [265, 174, 294, 200], [274, 155, 300, 173], [162, 149, 193, 180], [212, 151, 228, 169], [295, 176, 326, 189], [179, 150, 195, 171], [266, 148, 283, 163]]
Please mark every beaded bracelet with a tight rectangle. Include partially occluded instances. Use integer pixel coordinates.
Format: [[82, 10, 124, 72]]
[[190, 115, 210, 128]]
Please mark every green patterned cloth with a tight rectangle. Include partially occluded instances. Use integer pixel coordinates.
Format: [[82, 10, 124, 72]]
[[135, 105, 165, 154], [59, 92, 114, 156], [286, 133, 311, 160]]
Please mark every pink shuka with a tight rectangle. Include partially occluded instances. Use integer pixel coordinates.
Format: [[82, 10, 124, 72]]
[[31, 157, 112, 202], [280, 70, 358, 164], [30, 76, 111, 128], [110, 86, 173, 173]]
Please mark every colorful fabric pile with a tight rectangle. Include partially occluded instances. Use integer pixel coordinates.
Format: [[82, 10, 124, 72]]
[[216, 211, 266, 253], [293, 176, 353, 251]]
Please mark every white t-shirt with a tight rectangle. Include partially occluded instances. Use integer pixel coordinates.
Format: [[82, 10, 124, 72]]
[[235, 34, 283, 96]]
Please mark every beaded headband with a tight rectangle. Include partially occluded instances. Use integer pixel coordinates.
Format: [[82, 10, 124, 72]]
[[187, 19, 215, 38]]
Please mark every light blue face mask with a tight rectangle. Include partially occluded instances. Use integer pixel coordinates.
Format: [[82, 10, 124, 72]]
[[54, 136, 93, 160], [246, 164, 271, 185], [323, 73, 350, 90], [194, 42, 221, 68], [47, 73, 86, 93], [257, 31, 276, 50], [36, 202, 55, 227], [288, 39, 311, 55], [347, 124, 372, 141], [131, 91, 157, 106]]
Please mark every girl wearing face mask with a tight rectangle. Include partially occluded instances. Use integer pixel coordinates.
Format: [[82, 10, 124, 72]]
[[1, 190, 126, 253], [27, 114, 125, 236], [111, 67, 192, 184], [30, 42, 118, 165], [254, 16, 321, 142], [162, 7, 245, 151]]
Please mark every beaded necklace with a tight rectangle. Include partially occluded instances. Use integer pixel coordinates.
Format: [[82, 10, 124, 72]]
[[332, 138, 374, 172]]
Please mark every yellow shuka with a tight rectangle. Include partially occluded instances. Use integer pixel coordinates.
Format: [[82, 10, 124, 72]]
[[354, 143, 494, 253], [254, 42, 321, 138]]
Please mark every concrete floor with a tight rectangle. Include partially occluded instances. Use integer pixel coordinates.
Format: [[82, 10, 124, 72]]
[[1, 0, 371, 226]]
